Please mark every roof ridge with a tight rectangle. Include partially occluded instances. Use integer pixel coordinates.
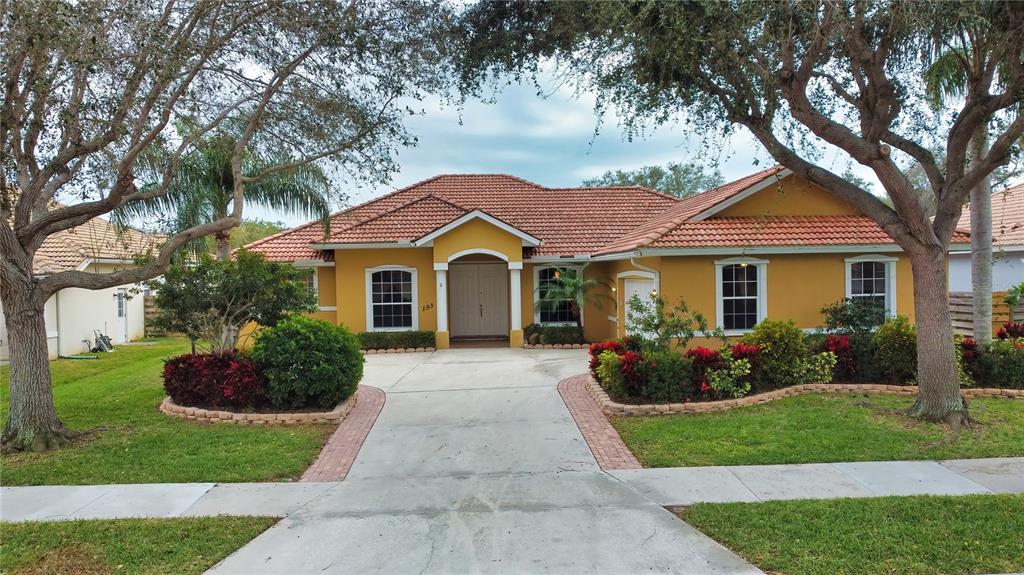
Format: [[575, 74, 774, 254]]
[[334, 194, 469, 234]]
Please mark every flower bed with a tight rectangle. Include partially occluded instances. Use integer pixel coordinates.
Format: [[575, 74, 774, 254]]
[[583, 374, 1024, 417], [159, 392, 357, 425], [523, 343, 589, 349], [162, 316, 365, 415]]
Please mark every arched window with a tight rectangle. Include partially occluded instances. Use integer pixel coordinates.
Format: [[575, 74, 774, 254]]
[[366, 267, 417, 331]]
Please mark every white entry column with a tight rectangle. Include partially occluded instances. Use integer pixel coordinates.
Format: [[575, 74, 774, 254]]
[[434, 264, 448, 333], [509, 260, 524, 329]]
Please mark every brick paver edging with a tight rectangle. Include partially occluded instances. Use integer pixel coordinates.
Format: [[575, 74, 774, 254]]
[[301, 385, 386, 482], [581, 374, 1024, 417], [558, 375, 641, 470], [159, 393, 356, 425]]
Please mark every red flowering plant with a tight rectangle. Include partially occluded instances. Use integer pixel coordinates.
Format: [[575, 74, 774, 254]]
[[821, 334, 857, 382], [617, 350, 646, 395], [685, 346, 725, 396], [589, 340, 625, 379], [997, 322, 1024, 340]]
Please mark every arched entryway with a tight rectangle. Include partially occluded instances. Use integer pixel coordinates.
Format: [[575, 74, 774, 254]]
[[447, 252, 510, 342]]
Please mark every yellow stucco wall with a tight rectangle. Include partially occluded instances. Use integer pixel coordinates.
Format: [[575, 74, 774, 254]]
[[431, 218, 524, 263], [717, 174, 857, 217], [334, 248, 437, 333], [317, 267, 336, 307]]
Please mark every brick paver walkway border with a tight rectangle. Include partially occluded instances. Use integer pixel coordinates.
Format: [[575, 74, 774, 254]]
[[558, 374, 641, 470], [301, 385, 386, 482]]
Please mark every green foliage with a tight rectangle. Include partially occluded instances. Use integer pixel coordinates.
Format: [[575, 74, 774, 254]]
[[872, 316, 917, 384], [1005, 282, 1024, 312], [741, 320, 808, 389], [582, 160, 724, 198], [706, 355, 752, 399], [150, 250, 316, 352], [638, 351, 694, 403], [356, 330, 436, 350], [230, 219, 287, 249], [524, 323, 585, 344], [251, 317, 364, 410], [821, 298, 886, 336], [802, 352, 837, 385], [974, 339, 1024, 389], [595, 350, 624, 397], [626, 293, 722, 353]]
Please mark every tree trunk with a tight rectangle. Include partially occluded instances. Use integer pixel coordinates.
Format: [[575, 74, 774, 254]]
[[906, 248, 966, 422], [215, 231, 232, 261], [1, 287, 74, 452], [970, 132, 993, 345]]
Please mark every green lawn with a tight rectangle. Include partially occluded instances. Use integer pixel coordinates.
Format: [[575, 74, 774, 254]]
[[0, 338, 333, 485], [613, 393, 1024, 467], [682, 494, 1024, 575], [1, 517, 275, 574]]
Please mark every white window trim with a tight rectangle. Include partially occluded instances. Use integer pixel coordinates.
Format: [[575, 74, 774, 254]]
[[533, 264, 583, 326], [715, 257, 769, 336], [364, 265, 419, 332], [845, 255, 898, 316]]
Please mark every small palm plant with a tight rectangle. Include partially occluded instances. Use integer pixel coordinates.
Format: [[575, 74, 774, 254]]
[[535, 264, 614, 335]]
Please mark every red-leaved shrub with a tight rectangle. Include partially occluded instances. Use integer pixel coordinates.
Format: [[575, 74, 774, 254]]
[[822, 334, 857, 382], [685, 346, 725, 394], [997, 322, 1024, 340], [589, 340, 625, 378], [163, 352, 265, 409]]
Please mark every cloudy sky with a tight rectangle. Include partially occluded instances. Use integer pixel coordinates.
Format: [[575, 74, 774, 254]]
[[258, 76, 881, 227]]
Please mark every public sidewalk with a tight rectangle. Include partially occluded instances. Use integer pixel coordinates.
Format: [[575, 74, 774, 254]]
[[3, 457, 1021, 523]]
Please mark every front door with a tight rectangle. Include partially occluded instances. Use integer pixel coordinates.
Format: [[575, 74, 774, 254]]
[[114, 289, 129, 343], [449, 263, 509, 339], [622, 277, 655, 336]]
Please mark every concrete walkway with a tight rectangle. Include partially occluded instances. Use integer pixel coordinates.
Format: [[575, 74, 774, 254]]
[[208, 348, 761, 574]]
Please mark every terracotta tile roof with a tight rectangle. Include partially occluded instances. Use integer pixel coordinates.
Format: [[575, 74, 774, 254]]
[[34, 215, 161, 274], [245, 168, 969, 261], [646, 215, 969, 248], [594, 166, 788, 255], [957, 183, 1024, 247], [245, 174, 678, 260]]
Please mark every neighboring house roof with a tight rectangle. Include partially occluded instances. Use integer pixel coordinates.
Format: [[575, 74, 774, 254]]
[[34, 215, 161, 274], [957, 183, 1024, 248], [246, 168, 971, 261]]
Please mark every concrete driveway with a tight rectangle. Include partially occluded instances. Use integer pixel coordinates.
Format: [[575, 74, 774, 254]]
[[209, 348, 760, 574]]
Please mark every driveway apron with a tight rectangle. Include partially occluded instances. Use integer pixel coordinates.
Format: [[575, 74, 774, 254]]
[[209, 348, 761, 574]]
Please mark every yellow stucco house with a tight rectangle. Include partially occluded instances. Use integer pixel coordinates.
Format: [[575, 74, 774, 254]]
[[246, 166, 969, 349]]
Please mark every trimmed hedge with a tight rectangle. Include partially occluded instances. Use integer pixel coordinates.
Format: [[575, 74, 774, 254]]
[[524, 323, 585, 345], [252, 316, 364, 410], [357, 330, 436, 350]]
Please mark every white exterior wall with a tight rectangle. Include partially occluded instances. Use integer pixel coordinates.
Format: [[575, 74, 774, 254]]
[[1, 262, 146, 361], [949, 249, 1024, 292]]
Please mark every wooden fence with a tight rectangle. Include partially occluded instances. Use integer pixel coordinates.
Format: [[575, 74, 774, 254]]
[[949, 291, 1023, 337], [143, 295, 166, 337]]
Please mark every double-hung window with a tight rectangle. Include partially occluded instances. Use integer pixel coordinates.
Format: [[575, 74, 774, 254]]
[[715, 258, 768, 334], [845, 256, 897, 315], [535, 266, 577, 325], [366, 267, 418, 331], [300, 269, 318, 298]]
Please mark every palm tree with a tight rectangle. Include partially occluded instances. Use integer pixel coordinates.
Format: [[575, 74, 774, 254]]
[[535, 264, 614, 335], [128, 130, 330, 260], [924, 44, 995, 344]]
